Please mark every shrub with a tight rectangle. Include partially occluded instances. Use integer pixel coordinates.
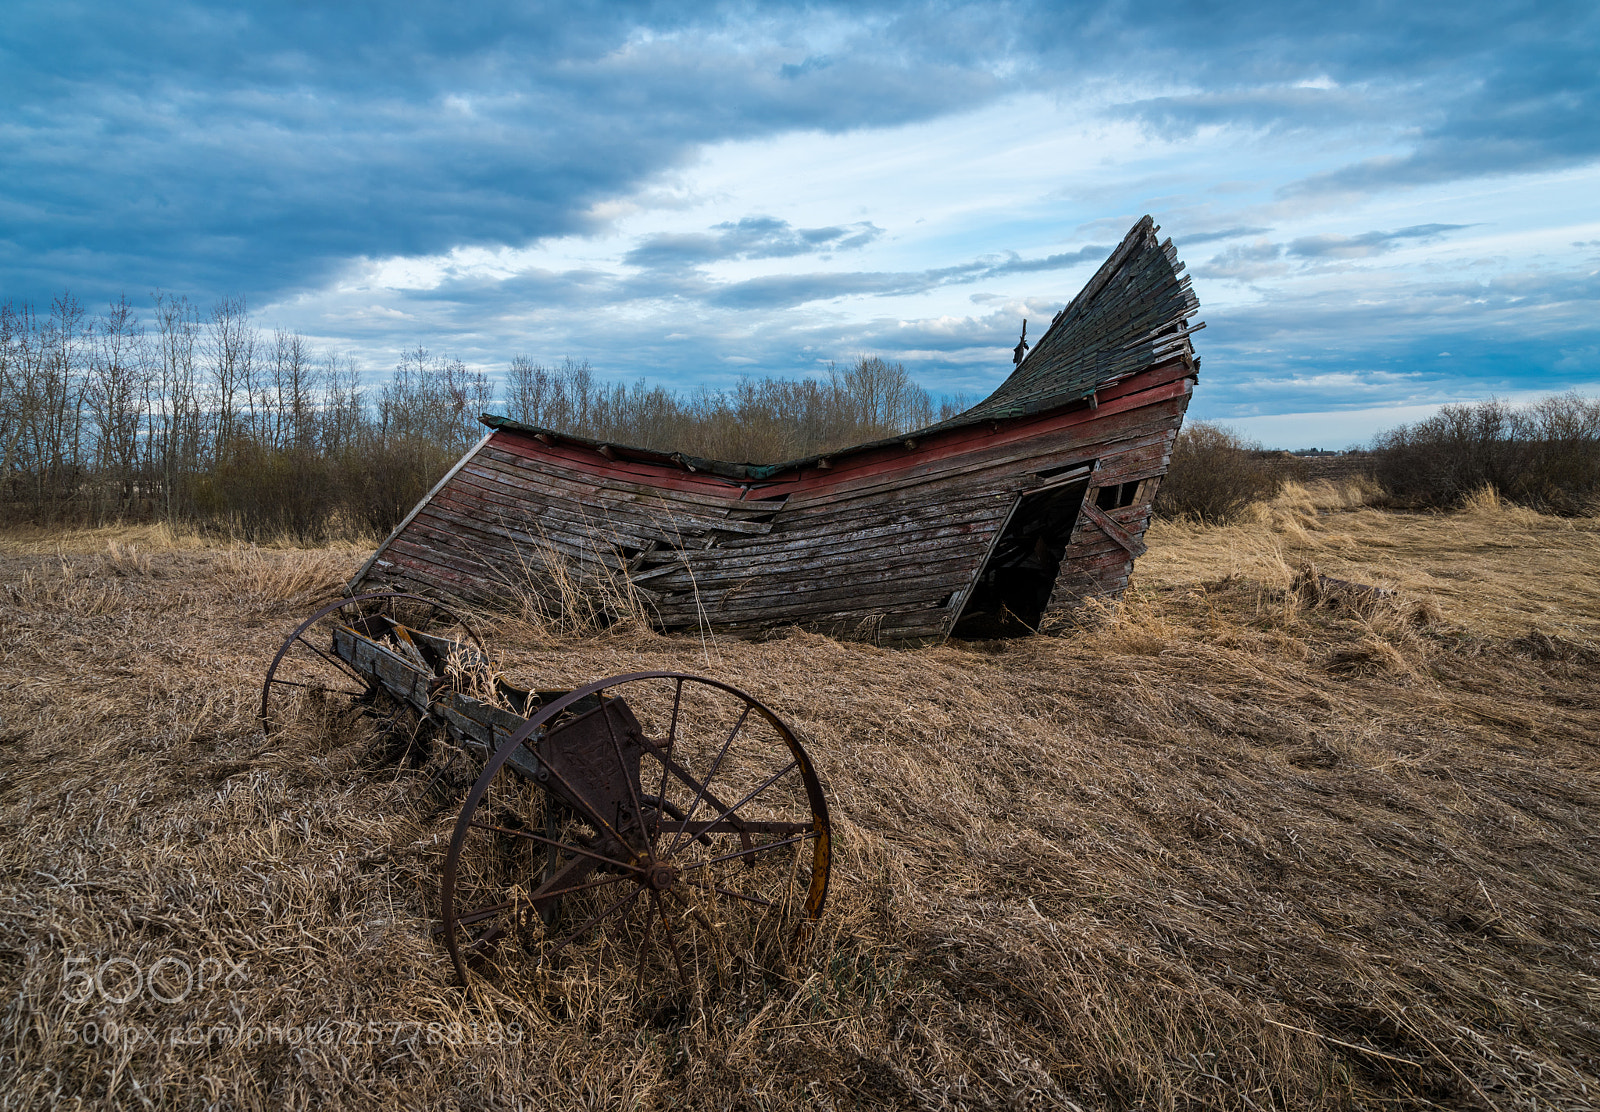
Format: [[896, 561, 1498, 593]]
[[1154, 422, 1285, 523], [1372, 392, 1600, 514]]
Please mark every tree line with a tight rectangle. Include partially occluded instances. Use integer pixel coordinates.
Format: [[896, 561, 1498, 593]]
[[0, 293, 953, 539], [1157, 392, 1600, 522]]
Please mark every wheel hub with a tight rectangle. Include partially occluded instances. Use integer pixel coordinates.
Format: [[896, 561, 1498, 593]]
[[645, 862, 678, 891]]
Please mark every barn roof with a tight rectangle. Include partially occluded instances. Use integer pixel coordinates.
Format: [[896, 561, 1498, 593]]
[[479, 215, 1200, 482]]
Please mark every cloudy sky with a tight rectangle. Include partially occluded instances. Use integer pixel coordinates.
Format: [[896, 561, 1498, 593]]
[[4, 1, 1597, 447]]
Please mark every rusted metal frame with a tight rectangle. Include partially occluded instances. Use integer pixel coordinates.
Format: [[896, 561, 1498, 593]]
[[523, 730, 639, 860], [443, 901, 513, 930], [297, 635, 371, 686], [526, 871, 630, 904], [660, 756, 801, 847], [634, 895, 655, 989], [657, 818, 808, 837], [526, 854, 598, 917], [665, 889, 723, 963], [440, 671, 831, 985], [650, 890, 690, 983], [443, 867, 629, 935], [348, 430, 495, 594], [600, 696, 649, 857]]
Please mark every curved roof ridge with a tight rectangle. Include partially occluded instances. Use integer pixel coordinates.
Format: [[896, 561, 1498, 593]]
[[918, 214, 1200, 431]]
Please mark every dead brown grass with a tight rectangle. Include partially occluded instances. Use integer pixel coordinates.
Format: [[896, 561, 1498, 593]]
[[0, 491, 1596, 1111]]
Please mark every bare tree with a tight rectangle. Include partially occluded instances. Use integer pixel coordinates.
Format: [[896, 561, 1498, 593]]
[[151, 291, 202, 523], [205, 295, 256, 464], [320, 350, 365, 458], [84, 295, 150, 517]]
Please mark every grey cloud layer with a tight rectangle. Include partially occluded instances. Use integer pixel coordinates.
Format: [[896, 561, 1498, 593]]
[[394, 223, 1108, 313], [624, 218, 884, 270], [1286, 224, 1472, 258], [4, 1, 1595, 305], [1197, 224, 1474, 280]]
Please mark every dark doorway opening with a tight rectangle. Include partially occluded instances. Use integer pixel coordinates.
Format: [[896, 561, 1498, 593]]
[[951, 479, 1089, 638]]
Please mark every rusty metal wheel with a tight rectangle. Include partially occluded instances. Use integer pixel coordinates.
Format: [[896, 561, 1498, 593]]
[[259, 591, 484, 736], [440, 672, 831, 991]]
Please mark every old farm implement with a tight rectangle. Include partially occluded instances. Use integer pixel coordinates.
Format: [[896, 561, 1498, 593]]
[[260, 593, 831, 987]]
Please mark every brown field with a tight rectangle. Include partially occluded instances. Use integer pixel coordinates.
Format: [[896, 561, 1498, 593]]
[[1, 482, 1597, 1111]]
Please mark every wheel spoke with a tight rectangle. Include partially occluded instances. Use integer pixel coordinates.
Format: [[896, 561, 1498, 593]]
[[657, 818, 809, 838], [600, 698, 647, 847], [530, 872, 630, 902], [435, 899, 515, 934], [635, 733, 746, 834], [667, 704, 751, 857], [684, 875, 774, 908], [635, 895, 655, 990], [436, 671, 830, 989], [652, 678, 683, 844], [466, 821, 645, 874], [678, 831, 816, 873], [295, 633, 369, 685], [544, 887, 641, 963], [660, 759, 797, 861], [269, 678, 369, 699], [652, 891, 690, 984], [530, 752, 635, 857]]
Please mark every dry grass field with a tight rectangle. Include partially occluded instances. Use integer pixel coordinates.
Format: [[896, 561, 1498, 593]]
[[1, 482, 1597, 1111]]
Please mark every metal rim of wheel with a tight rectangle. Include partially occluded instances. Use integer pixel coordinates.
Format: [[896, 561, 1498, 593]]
[[258, 591, 486, 736], [439, 671, 832, 990]]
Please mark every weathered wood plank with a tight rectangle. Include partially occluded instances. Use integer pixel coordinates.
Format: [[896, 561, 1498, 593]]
[[1078, 500, 1149, 558], [463, 458, 775, 535]]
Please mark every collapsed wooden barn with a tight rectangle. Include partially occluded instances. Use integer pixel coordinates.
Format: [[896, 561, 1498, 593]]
[[349, 215, 1203, 643]]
